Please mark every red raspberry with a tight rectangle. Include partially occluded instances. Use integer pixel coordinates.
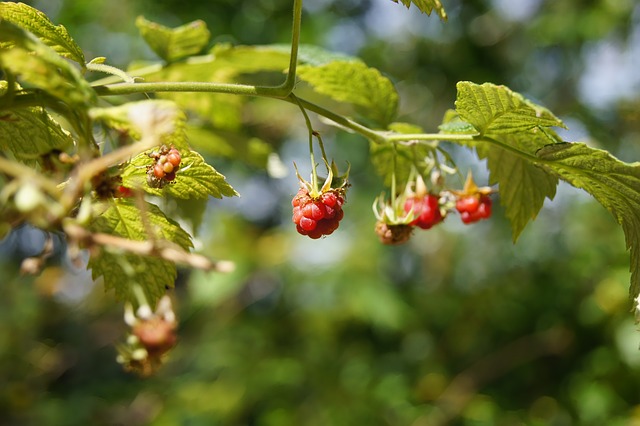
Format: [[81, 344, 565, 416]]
[[457, 195, 492, 224], [404, 194, 443, 229], [455, 196, 480, 213], [292, 187, 345, 238]]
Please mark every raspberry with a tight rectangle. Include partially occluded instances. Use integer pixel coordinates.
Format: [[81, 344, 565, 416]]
[[167, 149, 181, 167], [404, 194, 443, 230], [457, 195, 492, 224], [455, 196, 480, 213], [292, 187, 345, 238], [146, 146, 182, 188], [153, 163, 165, 179], [375, 222, 413, 245]]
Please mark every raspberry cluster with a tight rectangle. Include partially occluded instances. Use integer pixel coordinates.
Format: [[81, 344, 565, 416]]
[[456, 194, 492, 224], [147, 145, 182, 188], [374, 173, 495, 245], [292, 187, 345, 239]]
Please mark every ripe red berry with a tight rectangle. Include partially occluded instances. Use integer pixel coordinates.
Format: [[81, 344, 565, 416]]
[[458, 195, 492, 224], [292, 187, 345, 238], [404, 194, 443, 229], [455, 196, 480, 213]]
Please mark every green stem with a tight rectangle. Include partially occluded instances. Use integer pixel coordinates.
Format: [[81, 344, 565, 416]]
[[315, 133, 330, 173], [291, 94, 319, 192], [92, 0, 303, 99], [86, 62, 135, 84]]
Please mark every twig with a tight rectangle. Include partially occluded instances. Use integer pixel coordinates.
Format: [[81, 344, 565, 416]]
[[63, 222, 234, 273]]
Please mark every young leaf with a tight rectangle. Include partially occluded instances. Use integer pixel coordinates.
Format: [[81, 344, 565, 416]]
[[88, 199, 193, 304], [136, 16, 210, 63], [389, 0, 447, 20], [0, 2, 85, 66], [122, 149, 239, 200], [455, 82, 565, 135], [537, 143, 640, 299], [0, 20, 95, 106], [297, 61, 399, 127]]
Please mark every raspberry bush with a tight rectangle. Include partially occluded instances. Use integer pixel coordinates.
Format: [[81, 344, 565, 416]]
[[1, 0, 640, 377]]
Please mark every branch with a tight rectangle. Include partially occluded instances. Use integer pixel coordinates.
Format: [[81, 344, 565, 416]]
[[92, 0, 303, 99], [64, 222, 235, 273]]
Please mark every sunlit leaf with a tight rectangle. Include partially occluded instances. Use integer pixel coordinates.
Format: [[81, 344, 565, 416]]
[[122, 149, 238, 200], [0, 20, 95, 106], [455, 82, 565, 135], [537, 142, 640, 299], [88, 199, 193, 304], [136, 16, 210, 63], [475, 131, 559, 241], [389, 0, 447, 20], [0, 2, 85, 65], [297, 61, 399, 127]]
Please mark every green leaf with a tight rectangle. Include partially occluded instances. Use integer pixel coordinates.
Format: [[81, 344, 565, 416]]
[[0, 105, 74, 163], [370, 123, 433, 188], [474, 132, 559, 240], [0, 2, 85, 66], [389, 0, 447, 20], [537, 142, 640, 299], [0, 20, 95, 106], [122, 149, 238, 200], [136, 16, 210, 63], [455, 82, 565, 135], [128, 44, 291, 129], [297, 61, 399, 127], [88, 198, 193, 304]]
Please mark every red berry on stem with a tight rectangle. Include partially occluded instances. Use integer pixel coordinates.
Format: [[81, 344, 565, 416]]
[[404, 194, 443, 229], [455, 196, 480, 214]]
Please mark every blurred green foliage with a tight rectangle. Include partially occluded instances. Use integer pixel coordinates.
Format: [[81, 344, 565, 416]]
[[3, 0, 640, 424]]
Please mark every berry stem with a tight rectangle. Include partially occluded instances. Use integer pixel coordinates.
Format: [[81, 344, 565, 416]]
[[292, 94, 320, 194], [314, 132, 330, 174]]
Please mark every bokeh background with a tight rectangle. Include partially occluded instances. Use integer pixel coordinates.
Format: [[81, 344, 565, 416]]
[[2, 0, 640, 424]]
